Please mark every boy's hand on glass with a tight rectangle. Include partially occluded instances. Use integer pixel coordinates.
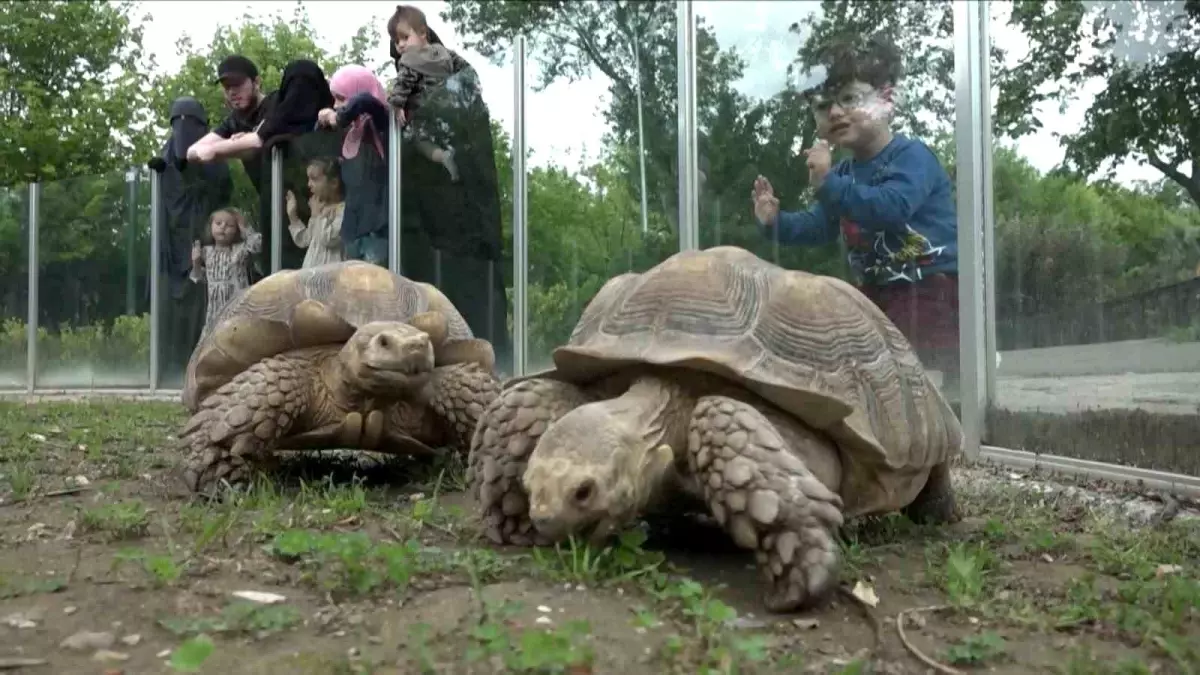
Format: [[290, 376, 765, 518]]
[[317, 107, 338, 128], [804, 141, 832, 187], [750, 175, 780, 226], [191, 240, 203, 265]]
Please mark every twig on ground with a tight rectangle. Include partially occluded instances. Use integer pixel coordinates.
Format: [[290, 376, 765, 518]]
[[896, 605, 963, 675], [1, 485, 91, 507], [837, 585, 882, 650]]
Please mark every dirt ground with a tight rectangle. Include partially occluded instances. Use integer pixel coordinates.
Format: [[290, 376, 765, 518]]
[[0, 400, 1196, 674]]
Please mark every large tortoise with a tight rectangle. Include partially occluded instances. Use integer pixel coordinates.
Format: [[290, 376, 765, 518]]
[[177, 260, 500, 494], [467, 246, 963, 612]]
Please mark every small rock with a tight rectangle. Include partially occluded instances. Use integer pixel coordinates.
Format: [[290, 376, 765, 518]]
[[60, 630, 116, 651], [334, 630, 346, 637], [70, 475, 90, 486], [347, 647, 360, 657], [120, 634, 141, 646], [793, 618, 820, 630], [368, 635, 382, 644], [156, 649, 171, 658], [731, 617, 768, 629], [64, 606, 78, 615], [968, 616, 980, 625], [232, 590, 286, 604], [1041, 553, 1054, 563], [1156, 563, 1183, 578], [92, 650, 130, 663], [535, 616, 553, 625], [2, 612, 38, 629], [574, 584, 586, 591], [537, 605, 552, 613]]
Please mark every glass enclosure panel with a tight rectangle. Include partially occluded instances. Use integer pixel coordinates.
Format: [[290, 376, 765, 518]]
[[36, 170, 151, 388], [151, 113, 264, 390], [392, 32, 513, 376], [487, 2, 681, 371], [696, 1, 961, 404], [0, 186, 28, 389], [986, 0, 1200, 475]]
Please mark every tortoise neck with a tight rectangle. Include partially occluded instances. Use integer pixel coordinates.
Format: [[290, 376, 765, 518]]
[[325, 351, 366, 408], [614, 374, 695, 455]]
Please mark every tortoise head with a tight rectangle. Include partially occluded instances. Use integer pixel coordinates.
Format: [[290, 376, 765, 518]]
[[338, 321, 435, 394], [522, 399, 674, 546]]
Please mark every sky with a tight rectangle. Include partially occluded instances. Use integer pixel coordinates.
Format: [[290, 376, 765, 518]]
[[135, 0, 1167, 188]]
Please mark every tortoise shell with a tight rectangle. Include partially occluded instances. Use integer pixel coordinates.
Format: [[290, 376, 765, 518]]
[[182, 260, 478, 411], [534, 246, 962, 508]]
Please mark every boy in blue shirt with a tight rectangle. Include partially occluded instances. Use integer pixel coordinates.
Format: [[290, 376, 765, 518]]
[[752, 36, 961, 394]]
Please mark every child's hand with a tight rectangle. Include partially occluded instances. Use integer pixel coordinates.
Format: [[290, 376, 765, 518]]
[[317, 107, 338, 128], [394, 108, 406, 125], [750, 175, 780, 226], [285, 190, 298, 219], [191, 240, 203, 265], [804, 141, 832, 187]]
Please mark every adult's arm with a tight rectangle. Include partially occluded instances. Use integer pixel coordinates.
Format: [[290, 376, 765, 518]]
[[814, 143, 941, 237]]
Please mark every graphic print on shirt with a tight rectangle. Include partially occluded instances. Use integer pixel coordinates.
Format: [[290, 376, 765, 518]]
[[840, 216, 947, 284]]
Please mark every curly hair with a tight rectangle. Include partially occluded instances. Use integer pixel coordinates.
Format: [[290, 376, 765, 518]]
[[811, 33, 904, 94]]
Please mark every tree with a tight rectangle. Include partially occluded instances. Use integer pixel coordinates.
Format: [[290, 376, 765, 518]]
[[0, 0, 155, 185], [999, 0, 1200, 205]]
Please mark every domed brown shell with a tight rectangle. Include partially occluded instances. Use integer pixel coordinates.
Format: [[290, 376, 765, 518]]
[[182, 261, 479, 411], [536, 246, 962, 499]]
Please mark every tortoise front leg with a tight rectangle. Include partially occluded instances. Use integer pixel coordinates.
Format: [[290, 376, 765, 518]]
[[467, 378, 593, 546], [176, 354, 312, 496], [902, 461, 961, 525], [687, 396, 845, 613]]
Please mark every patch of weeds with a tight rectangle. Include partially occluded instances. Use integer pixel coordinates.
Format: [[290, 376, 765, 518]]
[[80, 499, 151, 539], [465, 603, 596, 674], [177, 502, 241, 554], [159, 600, 301, 639], [168, 634, 215, 672], [649, 577, 770, 674], [943, 631, 1007, 666], [112, 547, 186, 588], [0, 576, 66, 599], [532, 528, 666, 585], [268, 528, 481, 598], [926, 541, 996, 607], [2, 462, 36, 500], [295, 474, 369, 527]]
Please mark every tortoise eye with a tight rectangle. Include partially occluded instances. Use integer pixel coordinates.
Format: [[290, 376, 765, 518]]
[[572, 479, 596, 505]]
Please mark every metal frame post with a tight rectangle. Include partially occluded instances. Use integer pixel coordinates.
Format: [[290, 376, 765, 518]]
[[979, 4, 998, 409], [512, 35, 529, 377], [148, 169, 162, 392], [388, 106, 403, 275], [676, 0, 699, 251], [125, 168, 138, 315], [953, 0, 990, 461], [270, 145, 284, 273], [26, 183, 40, 393]]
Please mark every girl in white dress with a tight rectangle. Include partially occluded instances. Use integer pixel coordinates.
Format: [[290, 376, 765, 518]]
[[287, 156, 345, 268], [190, 207, 262, 339]]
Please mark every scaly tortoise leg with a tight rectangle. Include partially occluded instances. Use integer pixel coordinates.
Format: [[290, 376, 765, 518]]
[[687, 395, 845, 613], [425, 362, 502, 454], [176, 354, 311, 496], [466, 378, 594, 546], [901, 461, 961, 525]]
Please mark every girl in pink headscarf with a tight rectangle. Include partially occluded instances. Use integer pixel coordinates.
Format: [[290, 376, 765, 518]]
[[316, 65, 393, 266]]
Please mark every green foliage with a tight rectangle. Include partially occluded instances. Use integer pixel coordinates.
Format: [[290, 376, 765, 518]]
[[0, 0, 156, 184], [0, 315, 150, 376]]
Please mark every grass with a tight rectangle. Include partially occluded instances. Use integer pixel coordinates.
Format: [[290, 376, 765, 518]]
[[0, 399, 1196, 674]]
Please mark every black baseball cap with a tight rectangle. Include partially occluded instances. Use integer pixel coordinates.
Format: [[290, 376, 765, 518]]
[[215, 55, 259, 85]]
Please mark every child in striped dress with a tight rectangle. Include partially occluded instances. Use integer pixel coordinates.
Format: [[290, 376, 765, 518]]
[[190, 207, 262, 338]]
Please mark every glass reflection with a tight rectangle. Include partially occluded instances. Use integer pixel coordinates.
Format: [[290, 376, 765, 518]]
[[986, 0, 1200, 474], [696, 1, 960, 402], [0, 186, 28, 389]]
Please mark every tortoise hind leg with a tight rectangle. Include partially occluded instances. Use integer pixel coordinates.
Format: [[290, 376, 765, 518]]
[[176, 354, 312, 496], [902, 461, 961, 525], [687, 396, 845, 613], [467, 378, 594, 546]]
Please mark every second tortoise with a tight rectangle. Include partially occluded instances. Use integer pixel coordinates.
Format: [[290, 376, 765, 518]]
[[177, 261, 500, 494], [467, 245, 963, 612]]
